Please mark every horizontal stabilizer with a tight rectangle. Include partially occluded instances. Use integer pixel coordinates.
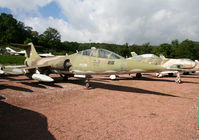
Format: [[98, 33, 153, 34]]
[[131, 52, 137, 57]]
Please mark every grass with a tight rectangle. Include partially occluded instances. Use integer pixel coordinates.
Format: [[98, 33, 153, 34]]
[[0, 54, 25, 65]]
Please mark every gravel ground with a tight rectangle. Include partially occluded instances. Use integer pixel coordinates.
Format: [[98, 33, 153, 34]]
[[0, 73, 198, 140]]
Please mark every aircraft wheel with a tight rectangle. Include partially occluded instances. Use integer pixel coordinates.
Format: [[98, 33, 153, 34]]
[[136, 73, 142, 78], [110, 75, 116, 80], [175, 79, 182, 84], [85, 83, 90, 90]]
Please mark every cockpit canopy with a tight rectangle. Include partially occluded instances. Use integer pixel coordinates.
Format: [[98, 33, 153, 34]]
[[133, 54, 159, 59], [77, 49, 123, 59]]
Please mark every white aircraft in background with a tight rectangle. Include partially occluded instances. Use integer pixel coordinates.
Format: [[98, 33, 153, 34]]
[[126, 52, 198, 83], [6, 47, 26, 56]]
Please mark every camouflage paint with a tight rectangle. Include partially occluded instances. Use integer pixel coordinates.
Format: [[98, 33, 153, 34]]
[[24, 43, 166, 75]]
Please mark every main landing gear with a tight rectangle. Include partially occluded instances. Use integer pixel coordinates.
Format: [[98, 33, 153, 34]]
[[84, 75, 93, 90], [175, 71, 182, 84], [60, 74, 68, 81], [136, 73, 142, 78], [85, 77, 91, 90]]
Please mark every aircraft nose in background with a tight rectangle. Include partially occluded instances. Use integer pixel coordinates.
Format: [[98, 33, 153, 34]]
[[183, 60, 196, 68]]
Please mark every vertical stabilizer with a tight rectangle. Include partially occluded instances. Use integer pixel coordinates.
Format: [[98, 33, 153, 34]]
[[25, 43, 41, 66], [159, 54, 166, 60], [131, 52, 137, 57]]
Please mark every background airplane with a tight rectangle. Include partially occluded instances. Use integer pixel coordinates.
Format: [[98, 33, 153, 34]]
[[6, 47, 26, 56], [128, 52, 197, 83], [5, 46, 54, 57]]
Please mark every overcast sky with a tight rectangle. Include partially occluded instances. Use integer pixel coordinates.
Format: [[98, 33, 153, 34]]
[[0, 0, 199, 45]]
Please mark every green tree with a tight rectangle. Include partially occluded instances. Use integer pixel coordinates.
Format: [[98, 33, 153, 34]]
[[193, 42, 199, 60], [118, 43, 131, 57], [171, 39, 179, 48], [38, 27, 61, 50], [140, 43, 152, 54], [175, 40, 195, 59], [155, 43, 172, 58], [129, 44, 141, 55], [0, 13, 32, 45]]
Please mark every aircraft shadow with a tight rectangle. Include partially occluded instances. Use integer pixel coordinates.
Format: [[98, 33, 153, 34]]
[[180, 75, 199, 79], [40, 82, 63, 88], [20, 82, 63, 89], [0, 101, 55, 140], [147, 73, 199, 79], [114, 76, 198, 84], [20, 82, 47, 89], [133, 77, 198, 84], [0, 84, 33, 92], [0, 75, 31, 81], [68, 79, 178, 97]]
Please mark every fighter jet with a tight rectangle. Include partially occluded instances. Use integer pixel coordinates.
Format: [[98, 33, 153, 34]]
[[10, 43, 168, 88], [6, 47, 26, 56], [128, 52, 197, 83]]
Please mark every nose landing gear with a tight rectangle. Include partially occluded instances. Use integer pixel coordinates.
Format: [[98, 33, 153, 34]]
[[175, 72, 182, 84], [84, 75, 92, 90]]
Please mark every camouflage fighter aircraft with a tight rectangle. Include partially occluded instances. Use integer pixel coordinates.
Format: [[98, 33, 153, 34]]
[[10, 43, 170, 88], [128, 52, 197, 83]]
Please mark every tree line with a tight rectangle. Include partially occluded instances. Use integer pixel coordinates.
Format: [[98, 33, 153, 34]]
[[0, 13, 199, 60]]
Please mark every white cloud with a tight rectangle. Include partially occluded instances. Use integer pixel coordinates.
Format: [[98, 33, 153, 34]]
[[1, 0, 199, 45], [0, 0, 52, 13], [24, 16, 93, 42], [152, 9, 172, 21]]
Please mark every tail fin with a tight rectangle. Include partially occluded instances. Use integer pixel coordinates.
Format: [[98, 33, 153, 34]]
[[159, 54, 166, 60], [10, 42, 41, 66], [25, 43, 41, 66], [131, 52, 137, 57], [25, 43, 41, 59]]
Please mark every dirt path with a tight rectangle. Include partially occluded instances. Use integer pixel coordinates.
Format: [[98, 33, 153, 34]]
[[0, 73, 198, 140]]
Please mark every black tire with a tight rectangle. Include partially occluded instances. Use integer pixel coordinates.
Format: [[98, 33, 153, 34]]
[[136, 73, 142, 78]]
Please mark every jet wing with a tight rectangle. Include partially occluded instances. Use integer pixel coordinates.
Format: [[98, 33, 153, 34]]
[[23, 65, 51, 74], [1, 65, 26, 75], [71, 69, 164, 75], [24, 65, 74, 75]]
